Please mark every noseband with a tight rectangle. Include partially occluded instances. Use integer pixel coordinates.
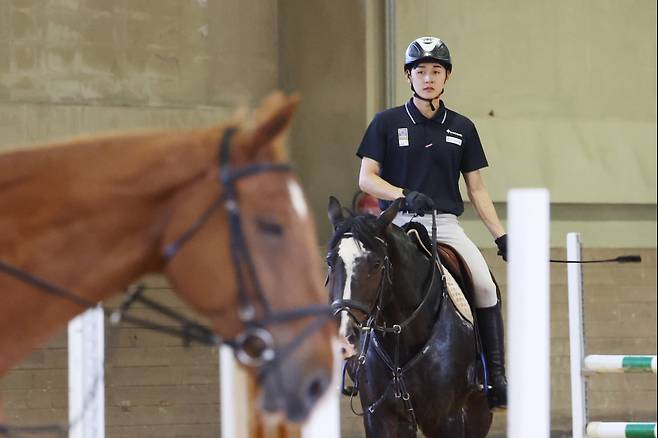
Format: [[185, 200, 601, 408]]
[[329, 233, 392, 334]]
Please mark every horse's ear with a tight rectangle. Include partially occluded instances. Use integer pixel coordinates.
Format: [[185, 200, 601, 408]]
[[243, 92, 300, 160], [375, 198, 402, 230], [328, 196, 344, 229]]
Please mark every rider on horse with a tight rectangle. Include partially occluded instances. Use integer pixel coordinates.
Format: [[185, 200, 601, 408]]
[[355, 36, 508, 409]]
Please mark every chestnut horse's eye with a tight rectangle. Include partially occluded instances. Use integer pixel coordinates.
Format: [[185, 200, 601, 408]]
[[256, 218, 283, 237]]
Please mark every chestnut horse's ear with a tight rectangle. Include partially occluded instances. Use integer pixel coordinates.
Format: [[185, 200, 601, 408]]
[[243, 92, 300, 160], [328, 196, 344, 229], [375, 198, 402, 231]]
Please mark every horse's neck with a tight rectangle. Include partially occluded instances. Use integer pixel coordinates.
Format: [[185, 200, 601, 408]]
[[0, 128, 219, 276], [0, 129, 218, 375], [386, 234, 440, 334]]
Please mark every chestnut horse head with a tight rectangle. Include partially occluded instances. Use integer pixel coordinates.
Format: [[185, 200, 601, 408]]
[[0, 92, 335, 422]]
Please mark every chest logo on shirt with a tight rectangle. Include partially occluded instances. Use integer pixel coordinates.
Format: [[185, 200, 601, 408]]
[[446, 129, 463, 146], [397, 128, 409, 147]]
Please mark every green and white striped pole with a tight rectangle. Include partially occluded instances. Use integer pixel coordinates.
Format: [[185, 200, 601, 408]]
[[587, 422, 657, 438], [584, 355, 657, 374]]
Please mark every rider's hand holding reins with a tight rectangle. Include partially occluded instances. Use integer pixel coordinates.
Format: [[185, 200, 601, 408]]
[[402, 189, 435, 216], [495, 234, 508, 261]]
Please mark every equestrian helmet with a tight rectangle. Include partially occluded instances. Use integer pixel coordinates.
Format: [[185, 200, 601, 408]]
[[404, 36, 452, 72]]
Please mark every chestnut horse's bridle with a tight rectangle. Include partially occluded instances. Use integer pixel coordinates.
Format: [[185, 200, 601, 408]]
[[0, 125, 332, 377], [156, 126, 333, 372]]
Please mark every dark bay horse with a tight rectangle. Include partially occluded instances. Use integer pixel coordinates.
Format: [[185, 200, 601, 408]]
[[0, 92, 335, 424], [326, 197, 492, 437]]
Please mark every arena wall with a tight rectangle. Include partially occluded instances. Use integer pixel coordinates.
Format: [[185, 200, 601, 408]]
[[0, 1, 655, 437]]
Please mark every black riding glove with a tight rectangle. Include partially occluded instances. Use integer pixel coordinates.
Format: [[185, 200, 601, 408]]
[[402, 189, 435, 216], [495, 234, 508, 262]]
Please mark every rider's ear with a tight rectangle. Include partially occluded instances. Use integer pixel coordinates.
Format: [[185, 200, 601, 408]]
[[328, 196, 344, 229], [375, 198, 402, 231]]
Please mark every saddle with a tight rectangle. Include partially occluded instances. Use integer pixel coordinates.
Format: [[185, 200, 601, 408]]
[[401, 221, 476, 323]]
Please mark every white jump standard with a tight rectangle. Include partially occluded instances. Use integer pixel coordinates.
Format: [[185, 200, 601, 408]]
[[567, 232, 657, 438], [507, 189, 551, 438]]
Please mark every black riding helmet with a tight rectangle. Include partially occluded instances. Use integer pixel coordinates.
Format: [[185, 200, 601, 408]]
[[404, 36, 452, 72], [404, 37, 452, 111]]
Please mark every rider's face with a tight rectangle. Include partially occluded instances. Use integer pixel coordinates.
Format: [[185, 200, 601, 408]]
[[407, 62, 450, 100]]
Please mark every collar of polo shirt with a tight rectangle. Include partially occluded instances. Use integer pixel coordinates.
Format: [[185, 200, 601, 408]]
[[404, 98, 448, 125]]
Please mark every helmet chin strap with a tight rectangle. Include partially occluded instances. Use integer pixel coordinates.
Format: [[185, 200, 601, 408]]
[[410, 84, 442, 112]]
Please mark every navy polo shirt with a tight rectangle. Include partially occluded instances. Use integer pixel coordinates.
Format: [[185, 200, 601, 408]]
[[356, 99, 488, 216]]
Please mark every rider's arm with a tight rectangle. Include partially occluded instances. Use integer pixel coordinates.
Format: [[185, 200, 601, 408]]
[[463, 170, 505, 239], [358, 157, 404, 201]]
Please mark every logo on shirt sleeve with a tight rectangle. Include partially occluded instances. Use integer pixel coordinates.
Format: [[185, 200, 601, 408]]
[[397, 128, 409, 147]]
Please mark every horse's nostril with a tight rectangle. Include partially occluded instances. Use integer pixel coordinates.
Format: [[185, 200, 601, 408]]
[[341, 346, 347, 354]]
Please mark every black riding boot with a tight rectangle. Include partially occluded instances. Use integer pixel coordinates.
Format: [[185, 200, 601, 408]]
[[476, 304, 508, 409]]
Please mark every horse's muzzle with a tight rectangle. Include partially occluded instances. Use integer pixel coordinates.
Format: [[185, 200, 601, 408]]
[[260, 361, 332, 422]]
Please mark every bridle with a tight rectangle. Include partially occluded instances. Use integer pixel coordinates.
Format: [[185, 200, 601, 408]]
[[0, 126, 332, 435], [329, 234, 392, 332], [156, 126, 332, 373], [328, 213, 447, 431], [329, 215, 445, 354]]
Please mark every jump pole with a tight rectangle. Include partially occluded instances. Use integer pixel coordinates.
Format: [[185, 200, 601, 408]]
[[507, 189, 551, 438], [68, 305, 105, 438]]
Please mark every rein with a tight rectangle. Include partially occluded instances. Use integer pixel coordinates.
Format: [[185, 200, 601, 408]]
[[0, 127, 332, 435], [331, 212, 447, 432]]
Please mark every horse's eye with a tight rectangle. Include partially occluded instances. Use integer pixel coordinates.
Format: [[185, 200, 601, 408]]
[[367, 253, 381, 269], [256, 218, 283, 236]]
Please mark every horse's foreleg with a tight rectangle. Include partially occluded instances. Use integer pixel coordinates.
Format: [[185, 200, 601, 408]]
[[423, 409, 466, 438], [363, 409, 417, 438], [463, 392, 493, 438]]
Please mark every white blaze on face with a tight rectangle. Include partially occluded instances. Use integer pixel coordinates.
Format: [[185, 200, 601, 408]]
[[287, 179, 308, 219], [337, 237, 366, 341]]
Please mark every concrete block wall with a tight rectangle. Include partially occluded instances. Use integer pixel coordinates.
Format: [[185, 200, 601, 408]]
[[0, 0, 278, 153]]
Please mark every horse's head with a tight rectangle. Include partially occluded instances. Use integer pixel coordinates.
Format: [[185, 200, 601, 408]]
[[161, 93, 335, 422], [326, 196, 402, 359]]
